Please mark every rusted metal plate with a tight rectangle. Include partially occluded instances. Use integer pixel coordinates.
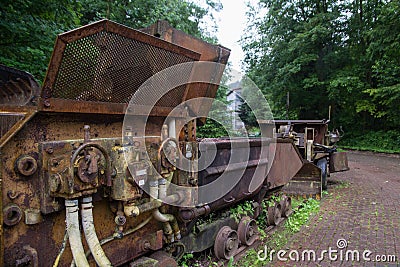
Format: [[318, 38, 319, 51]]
[[282, 162, 322, 197], [198, 138, 270, 210], [330, 152, 349, 172], [266, 139, 304, 189], [0, 19, 230, 267], [181, 216, 236, 253], [40, 19, 201, 113], [141, 20, 230, 122], [0, 64, 40, 106]]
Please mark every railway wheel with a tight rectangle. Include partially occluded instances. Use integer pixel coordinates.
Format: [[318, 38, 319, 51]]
[[214, 226, 239, 260], [238, 216, 258, 246], [317, 158, 328, 190], [267, 203, 282, 226], [279, 195, 292, 218]]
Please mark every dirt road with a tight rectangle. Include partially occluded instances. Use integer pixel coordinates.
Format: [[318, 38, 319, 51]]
[[272, 150, 400, 267]]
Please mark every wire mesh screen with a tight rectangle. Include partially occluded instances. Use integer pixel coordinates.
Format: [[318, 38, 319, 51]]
[[52, 30, 197, 106]]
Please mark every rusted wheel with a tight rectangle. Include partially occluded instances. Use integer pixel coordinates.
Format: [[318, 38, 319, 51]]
[[238, 216, 258, 246], [214, 226, 239, 260], [279, 195, 292, 218], [267, 203, 282, 226]]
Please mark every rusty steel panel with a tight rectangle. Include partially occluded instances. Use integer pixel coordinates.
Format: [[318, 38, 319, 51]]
[[0, 19, 232, 267], [0, 113, 175, 266], [283, 162, 322, 197], [0, 64, 40, 106], [141, 20, 230, 122], [198, 138, 271, 211], [40, 19, 201, 114], [266, 140, 304, 189]]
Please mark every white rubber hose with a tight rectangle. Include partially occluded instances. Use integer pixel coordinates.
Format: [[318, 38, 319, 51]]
[[65, 199, 89, 267], [81, 196, 112, 267]]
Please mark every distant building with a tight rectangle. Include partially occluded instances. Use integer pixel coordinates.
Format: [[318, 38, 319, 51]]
[[227, 81, 245, 130]]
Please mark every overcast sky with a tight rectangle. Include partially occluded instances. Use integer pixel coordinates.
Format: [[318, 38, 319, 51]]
[[214, 0, 248, 71]]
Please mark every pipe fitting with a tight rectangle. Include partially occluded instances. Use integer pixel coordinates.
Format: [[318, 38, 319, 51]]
[[124, 204, 140, 217]]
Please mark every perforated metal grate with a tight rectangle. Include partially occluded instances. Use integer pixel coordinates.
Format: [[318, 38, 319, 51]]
[[52, 30, 196, 106]]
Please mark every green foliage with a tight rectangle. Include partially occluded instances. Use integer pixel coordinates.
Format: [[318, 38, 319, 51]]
[[229, 200, 254, 223], [242, 0, 400, 143], [197, 84, 238, 138], [0, 0, 81, 81], [180, 253, 194, 267], [237, 76, 274, 132], [286, 198, 320, 232], [340, 130, 400, 153]]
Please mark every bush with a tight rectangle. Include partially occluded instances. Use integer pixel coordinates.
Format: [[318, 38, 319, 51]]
[[340, 130, 400, 153]]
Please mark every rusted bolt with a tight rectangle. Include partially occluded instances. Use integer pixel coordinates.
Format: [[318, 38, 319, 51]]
[[16, 155, 38, 176], [25, 209, 43, 225], [7, 190, 22, 200], [43, 99, 51, 107], [142, 240, 151, 251], [3, 203, 23, 226], [51, 159, 59, 167], [114, 214, 127, 226]]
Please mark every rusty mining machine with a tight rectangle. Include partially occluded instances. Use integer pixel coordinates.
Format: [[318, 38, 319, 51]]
[[0, 20, 348, 266]]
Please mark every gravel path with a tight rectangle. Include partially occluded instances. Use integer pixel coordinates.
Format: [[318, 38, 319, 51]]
[[271, 151, 400, 267]]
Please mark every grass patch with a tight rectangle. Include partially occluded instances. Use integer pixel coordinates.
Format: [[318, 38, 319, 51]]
[[235, 197, 320, 266], [178, 196, 321, 267]]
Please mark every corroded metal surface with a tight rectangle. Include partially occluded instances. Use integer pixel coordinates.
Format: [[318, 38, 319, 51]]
[[266, 139, 304, 189], [39, 19, 201, 115], [0, 65, 40, 106], [0, 19, 229, 267], [198, 138, 271, 211], [141, 20, 230, 123]]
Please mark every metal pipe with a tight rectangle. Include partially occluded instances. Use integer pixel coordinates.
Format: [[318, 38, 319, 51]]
[[153, 176, 181, 240], [152, 209, 181, 240], [158, 178, 167, 201], [65, 199, 89, 267], [81, 197, 112, 267]]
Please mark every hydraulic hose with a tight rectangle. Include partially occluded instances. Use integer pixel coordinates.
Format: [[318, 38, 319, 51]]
[[65, 199, 89, 267], [81, 196, 112, 267]]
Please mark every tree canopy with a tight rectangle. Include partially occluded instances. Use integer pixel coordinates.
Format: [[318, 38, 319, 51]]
[[242, 0, 400, 139]]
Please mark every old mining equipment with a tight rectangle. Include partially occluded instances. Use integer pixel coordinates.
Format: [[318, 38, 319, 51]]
[[260, 120, 349, 193], [0, 20, 348, 266]]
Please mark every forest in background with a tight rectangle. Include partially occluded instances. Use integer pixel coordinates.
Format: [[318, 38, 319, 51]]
[[1, 0, 399, 152], [242, 0, 400, 152]]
